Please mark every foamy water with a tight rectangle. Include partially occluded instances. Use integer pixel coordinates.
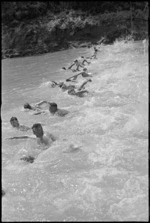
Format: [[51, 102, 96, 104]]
[[2, 41, 148, 221]]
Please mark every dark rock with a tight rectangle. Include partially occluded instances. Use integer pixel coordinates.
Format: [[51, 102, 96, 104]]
[[20, 155, 35, 163]]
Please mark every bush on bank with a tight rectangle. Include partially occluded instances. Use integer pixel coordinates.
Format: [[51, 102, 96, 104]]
[[2, 3, 148, 59]]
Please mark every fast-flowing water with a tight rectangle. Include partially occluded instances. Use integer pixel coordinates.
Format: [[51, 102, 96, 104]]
[[2, 41, 148, 221]]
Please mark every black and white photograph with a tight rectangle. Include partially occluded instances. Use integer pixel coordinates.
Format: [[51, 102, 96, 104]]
[[2, 1, 148, 221]]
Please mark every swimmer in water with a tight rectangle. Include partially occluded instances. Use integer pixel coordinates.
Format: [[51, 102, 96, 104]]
[[59, 82, 76, 91], [67, 79, 91, 97], [62, 67, 67, 70], [68, 59, 84, 71], [79, 68, 93, 78], [60, 79, 91, 91], [6, 123, 55, 147], [48, 81, 75, 91], [91, 46, 99, 59], [49, 103, 69, 116], [49, 77, 91, 94], [62, 59, 85, 72], [10, 117, 30, 131], [24, 101, 50, 115], [97, 36, 105, 45], [49, 81, 60, 88], [24, 103, 34, 110], [24, 101, 50, 110], [47, 81, 62, 88], [68, 88, 89, 97], [32, 123, 56, 146], [66, 74, 80, 82], [80, 56, 91, 65], [78, 79, 92, 91], [6, 136, 31, 140], [59, 79, 91, 92], [66, 68, 92, 82]]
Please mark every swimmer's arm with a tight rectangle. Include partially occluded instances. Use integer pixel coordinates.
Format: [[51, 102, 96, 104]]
[[83, 72, 92, 77], [76, 72, 83, 76], [78, 63, 84, 68], [33, 111, 47, 115], [79, 90, 88, 93], [78, 80, 90, 91], [52, 80, 58, 84], [35, 100, 49, 107], [19, 126, 31, 131], [77, 61, 84, 67], [87, 73, 93, 77], [5, 136, 34, 140], [89, 55, 94, 58], [66, 78, 77, 83], [82, 59, 90, 64], [67, 73, 81, 81], [99, 37, 105, 44], [68, 63, 75, 69]]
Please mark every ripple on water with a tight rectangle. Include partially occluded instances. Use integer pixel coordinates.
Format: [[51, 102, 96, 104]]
[[2, 41, 148, 221]]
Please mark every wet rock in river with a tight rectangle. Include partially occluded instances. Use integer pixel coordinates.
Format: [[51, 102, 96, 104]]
[[20, 155, 35, 163]]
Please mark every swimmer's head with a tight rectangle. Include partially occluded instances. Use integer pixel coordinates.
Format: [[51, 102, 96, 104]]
[[24, 103, 32, 110], [58, 82, 64, 88], [83, 68, 87, 71], [81, 56, 84, 58], [10, 117, 19, 128], [49, 103, 57, 114], [66, 79, 70, 82], [68, 89, 76, 95], [32, 123, 44, 138]]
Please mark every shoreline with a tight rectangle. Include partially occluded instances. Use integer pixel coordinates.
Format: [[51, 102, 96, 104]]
[[2, 9, 148, 59]]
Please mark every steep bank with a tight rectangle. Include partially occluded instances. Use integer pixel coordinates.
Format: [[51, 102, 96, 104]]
[[2, 10, 148, 59]]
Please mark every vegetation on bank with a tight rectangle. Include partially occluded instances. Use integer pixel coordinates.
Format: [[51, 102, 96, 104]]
[[2, 1, 148, 59]]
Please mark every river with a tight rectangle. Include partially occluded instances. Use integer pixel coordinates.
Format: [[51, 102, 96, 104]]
[[2, 41, 148, 221]]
